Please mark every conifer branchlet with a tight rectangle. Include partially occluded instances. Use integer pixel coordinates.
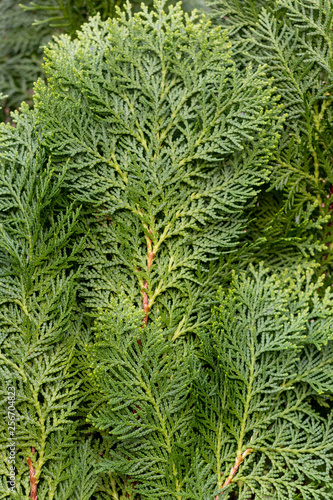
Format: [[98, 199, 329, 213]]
[[34, 0, 281, 338], [209, 0, 333, 283], [0, 109, 97, 499]]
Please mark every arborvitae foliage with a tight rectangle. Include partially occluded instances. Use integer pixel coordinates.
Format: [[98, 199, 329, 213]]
[[0, 0, 203, 122], [34, 0, 281, 340], [84, 267, 333, 499], [0, 1, 133, 123], [22, 0, 128, 36], [22, 0, 206, 30], [2, 1, 333, 498], [196, 266, 333, 499], [86, 298, 195, 499], [0, 109, 97, 499], [209, 0, 333, 281], [0, 0, 132, 122], [30, 1, 284, 496]]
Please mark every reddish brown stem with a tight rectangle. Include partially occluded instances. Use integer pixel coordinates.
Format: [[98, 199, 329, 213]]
[[147, 250, 155, 269], [142, 280, 149, 324], [126, 481, 138, 498], [126, 229, 156, 496], [27, 447, 37, 500], [142, 232, 155, 324], [215, 449, 252, 499]]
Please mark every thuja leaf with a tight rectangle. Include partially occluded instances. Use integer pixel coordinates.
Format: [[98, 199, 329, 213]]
[[195, 265, 333, 499], [0, 110, 87, 499], [209, 0, 333, 284], [86, 296, 195, 499], [33, 0, 282, 339]]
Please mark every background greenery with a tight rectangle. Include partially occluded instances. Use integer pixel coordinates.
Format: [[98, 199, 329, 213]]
[[0, 0, 207, 122]]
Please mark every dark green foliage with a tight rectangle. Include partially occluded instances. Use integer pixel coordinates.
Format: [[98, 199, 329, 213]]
[[0, 0, 204, 123], [0, 1, 124, 122], [0, 0, 131, 122], [0, 0, 55, 122], [22, 0, 128, 35], [208, 0, 333, 286], [195, 266, 333, 499], [87, 297, 195, 499], [1, 0, 333, 498], [209, 0, 333, 282], [0, 109, 94, 498], [23, 0, 208, 28], [22, 0, 206, 36], [79, 266, 333, 499]]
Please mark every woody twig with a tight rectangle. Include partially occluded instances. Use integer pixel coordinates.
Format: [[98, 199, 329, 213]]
[[215, 448, 252, 499], [142, 229, 155, 324], [27, 447, 37, 500]]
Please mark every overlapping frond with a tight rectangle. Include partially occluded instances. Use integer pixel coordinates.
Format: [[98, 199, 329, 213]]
[[34, 0, 282, 339], [0, 111, 90, 498], [195, 266, 333, 499], [210, 0, 333, 284]]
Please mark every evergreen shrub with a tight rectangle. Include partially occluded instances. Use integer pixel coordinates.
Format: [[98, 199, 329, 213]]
[[0, 0, 204, 122], [0, 1, 333, 499]]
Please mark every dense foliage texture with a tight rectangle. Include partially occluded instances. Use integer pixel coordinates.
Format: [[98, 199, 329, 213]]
[[0, 109, 98, 498], [0, 0, 54, 122], [209, 0, 333, 282], [197, 266, 333, 499], [1, 0, 333, 499], [0, 0, 136, 122], [0, 0, 204, 122], [34, 2, 280, 339], [87, 267, 333, 499]]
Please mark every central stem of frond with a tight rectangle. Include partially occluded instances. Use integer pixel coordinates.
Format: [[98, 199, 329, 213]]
[[142, 230, 155, 324], [215, 448, 252, 499], [27, 447, 37, 500]]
